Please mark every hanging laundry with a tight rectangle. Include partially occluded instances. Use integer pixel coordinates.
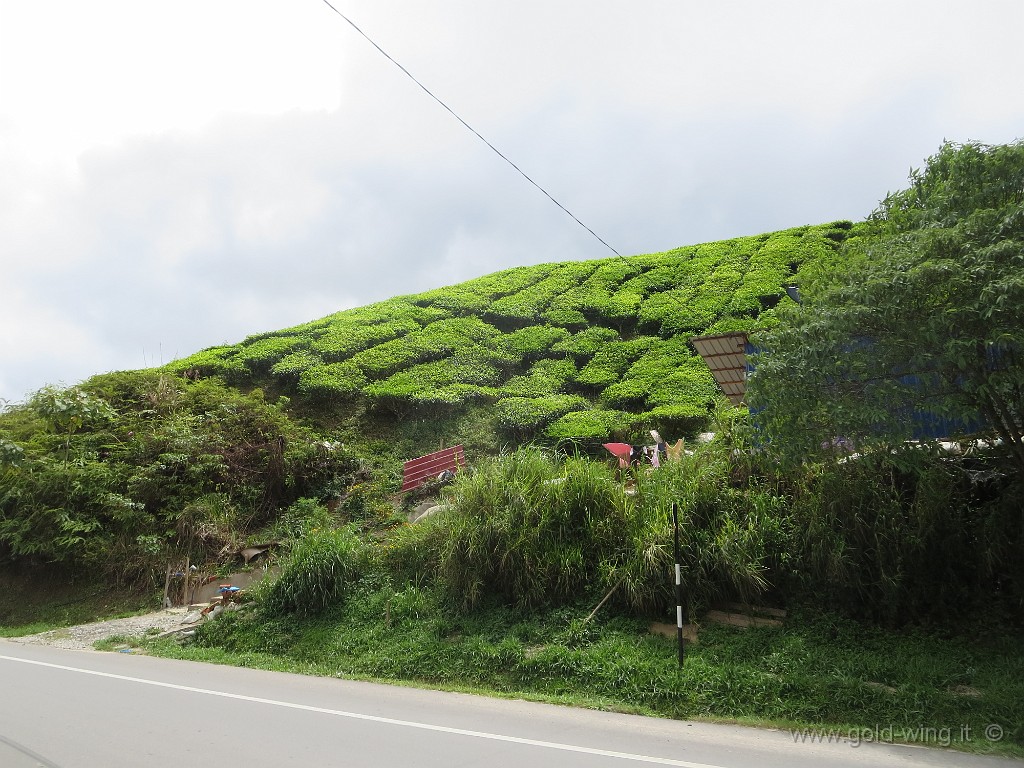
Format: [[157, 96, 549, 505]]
[[665, 439, 685, 462], [602, 442, 633, 469]]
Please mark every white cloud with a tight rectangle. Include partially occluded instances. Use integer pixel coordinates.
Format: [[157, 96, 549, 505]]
[[2, 0, 1024, 403]]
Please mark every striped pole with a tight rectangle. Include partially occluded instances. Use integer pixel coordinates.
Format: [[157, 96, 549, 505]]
[[672, 502, 685, 667]]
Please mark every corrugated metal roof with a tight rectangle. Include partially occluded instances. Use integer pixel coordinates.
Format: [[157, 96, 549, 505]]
[[691, 332, 750, 405]]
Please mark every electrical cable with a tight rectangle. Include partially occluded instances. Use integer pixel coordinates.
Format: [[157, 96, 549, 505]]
[[317, 0, 639, 273]]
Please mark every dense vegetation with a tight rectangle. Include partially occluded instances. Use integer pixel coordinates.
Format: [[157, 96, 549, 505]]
[[750, 141, 1024, 471], [167, 222, 847, 437], [1, 141, 1022, 750], [0, 375, 368, 584], [0, 220, 851, 584]]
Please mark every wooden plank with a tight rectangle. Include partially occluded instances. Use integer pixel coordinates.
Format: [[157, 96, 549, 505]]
[[704, 609, 783, 628]]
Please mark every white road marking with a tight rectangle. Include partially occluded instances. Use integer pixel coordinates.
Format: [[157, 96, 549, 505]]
[[0, 653, 726, 767]]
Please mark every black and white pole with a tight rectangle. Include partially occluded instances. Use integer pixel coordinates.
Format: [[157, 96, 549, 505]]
[[672, 502, 685, 667]]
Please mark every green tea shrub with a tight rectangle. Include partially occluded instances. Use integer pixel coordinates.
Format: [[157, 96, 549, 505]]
[[311, 318, 420, 362], [271, 350, 323, 382], [486, 326, 571, 367], [235, 336, 308, 373], [470, 263, 554, 298], [599, 338, 700, 409], [576, 337, 658, 387], [350, 317, 499, 377], [486, 263, 598, 322], [342, 298, 447, 326], [495, 394, 590, 433], [365, 354, 500, 405], [169, 346, 247, 380], [500, 358, 577, 398], [552, 327, 621, 360], [541, 305, 588, 327], [603, 289, 643, 323], [412, 287, 490, 313], [544, 408, 638, 439], [297, 362, 367, 398]]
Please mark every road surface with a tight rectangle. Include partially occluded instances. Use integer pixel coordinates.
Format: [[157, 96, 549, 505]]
[[0, 640, 1017, 767]]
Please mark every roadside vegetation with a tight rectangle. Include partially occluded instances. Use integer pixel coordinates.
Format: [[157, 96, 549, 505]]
[[154, 590, 1023, 758], [2, 140, 1022, 755]]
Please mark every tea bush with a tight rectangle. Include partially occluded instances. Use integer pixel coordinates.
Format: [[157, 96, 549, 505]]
[[495, 394, 590, 433], [500, 358, 577, 398]]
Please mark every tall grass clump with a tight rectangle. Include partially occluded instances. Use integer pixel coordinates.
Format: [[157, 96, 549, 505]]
[[259, 526, 363, 617], [389, 446, 793, 618], [615, 446, 792, 616], [396, 448, 629, 611]]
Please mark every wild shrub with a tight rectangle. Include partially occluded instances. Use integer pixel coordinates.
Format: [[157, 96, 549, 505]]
[[408, 449, 629, 611], [259, 525, 363, 617], [263, 497, 335, 543], [786, 453, 1024, 623], [619, 453, 792, 615], [0, 377, 359, 583], [390, 448, 791, 617]]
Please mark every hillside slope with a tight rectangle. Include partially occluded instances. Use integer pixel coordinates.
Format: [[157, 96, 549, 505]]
[[0, 219, 855, 583], [169, 221, 854, 443]]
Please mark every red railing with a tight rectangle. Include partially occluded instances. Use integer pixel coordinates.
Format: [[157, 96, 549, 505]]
[[400, 445, 466, 493]]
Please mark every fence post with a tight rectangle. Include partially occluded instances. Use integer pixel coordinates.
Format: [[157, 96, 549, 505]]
[[673, 502, 685, 667]]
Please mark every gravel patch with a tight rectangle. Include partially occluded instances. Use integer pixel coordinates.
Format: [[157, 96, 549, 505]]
[[8, 609, 201, 651]]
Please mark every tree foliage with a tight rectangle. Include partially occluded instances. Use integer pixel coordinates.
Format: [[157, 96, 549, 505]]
[[749, 141, 1024, 469], [0, 375, 360, 581]]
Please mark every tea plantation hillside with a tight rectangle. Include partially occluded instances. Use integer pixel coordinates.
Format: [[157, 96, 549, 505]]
[[0, 221, 855, 585], [3, 143, 1022, 756], [169, 221, 853, 445]]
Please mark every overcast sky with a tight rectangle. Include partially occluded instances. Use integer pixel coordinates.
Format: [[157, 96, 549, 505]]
[[2, 1, 1023, 405]]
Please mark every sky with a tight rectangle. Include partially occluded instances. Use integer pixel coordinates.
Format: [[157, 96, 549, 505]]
[[2, 0, 1023, 406]]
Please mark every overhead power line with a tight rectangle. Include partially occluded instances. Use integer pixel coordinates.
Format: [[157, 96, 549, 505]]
[[317, 0, 631, 265]]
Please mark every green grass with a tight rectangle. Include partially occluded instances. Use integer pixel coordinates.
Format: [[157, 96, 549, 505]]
[[0, 572, 157, 637], [144, 582, 1024, 758]]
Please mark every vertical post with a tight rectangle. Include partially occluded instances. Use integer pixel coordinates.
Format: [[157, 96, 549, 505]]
[[673, 502, 685, 667], [181, 556, 190, 609], [161, 562, 172, 609]]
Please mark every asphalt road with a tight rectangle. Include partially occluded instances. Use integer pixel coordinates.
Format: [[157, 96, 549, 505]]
[[0, 640, 1018, 768]]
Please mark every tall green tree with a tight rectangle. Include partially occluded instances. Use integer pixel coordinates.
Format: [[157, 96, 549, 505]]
[[749, 141, 1024, 469]]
